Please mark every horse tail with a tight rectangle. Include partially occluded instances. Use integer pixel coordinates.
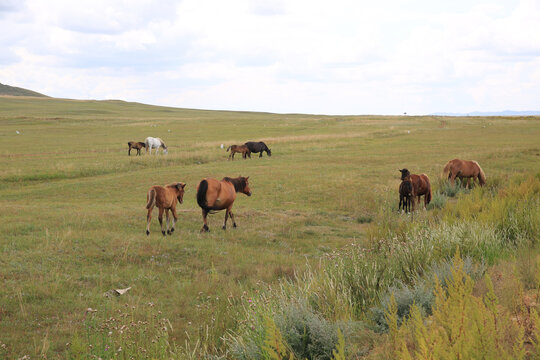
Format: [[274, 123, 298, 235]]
[[146, 188, 156, 209], [226, 146, 231, 152], [196, 180, 212, 212], [473, 161, 486, 186], [442, 161, 452, 179], [423, 174, 432, 204]]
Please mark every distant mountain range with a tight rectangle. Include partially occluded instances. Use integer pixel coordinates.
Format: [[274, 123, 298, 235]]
[[431, 110, 540, 116], [0, 83, 48, 97]]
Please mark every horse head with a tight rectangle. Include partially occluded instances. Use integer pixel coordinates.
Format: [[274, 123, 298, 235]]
[[399, 168, 411, 180], [242, 176, 252, 196], [175, 182, 186, 203]]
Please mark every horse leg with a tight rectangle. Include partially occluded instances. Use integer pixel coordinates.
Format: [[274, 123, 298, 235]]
[[222, 209, 229, 230], [146, 207, 152, 236], [128, 147, 131, 156], [158, 207, 166, 236], [200, 210, 209, 232], [170, 207, 178, 234], [166, 209, 171, 235], [229, 210, 237, 228], [231, 152, 235, 160], [259, 151, 262, 158]]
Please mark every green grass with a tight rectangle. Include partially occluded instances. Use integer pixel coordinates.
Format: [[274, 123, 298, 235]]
[[0, 97, 539, 358]]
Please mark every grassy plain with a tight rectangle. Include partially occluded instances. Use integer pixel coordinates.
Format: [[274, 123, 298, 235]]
[[0, 96, 539, 358]]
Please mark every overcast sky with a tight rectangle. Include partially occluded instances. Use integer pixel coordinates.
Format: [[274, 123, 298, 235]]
[[1, 0, 539, 115]]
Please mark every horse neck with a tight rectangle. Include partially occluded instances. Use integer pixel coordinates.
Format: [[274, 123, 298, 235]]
[[224, 177, 244, 192]]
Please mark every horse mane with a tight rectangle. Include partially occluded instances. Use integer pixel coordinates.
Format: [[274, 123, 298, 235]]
[[223, 177, 246, 192], [472, 161, 486, 185]]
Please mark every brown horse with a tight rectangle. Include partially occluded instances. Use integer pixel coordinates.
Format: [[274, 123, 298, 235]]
[[226, 144, 251, 160], [128, 141, 146, 156], [443, 159, 486, 188], [196, 176, 252, 232], [146, 182, 186, 236], [399, 169, 432, 210]]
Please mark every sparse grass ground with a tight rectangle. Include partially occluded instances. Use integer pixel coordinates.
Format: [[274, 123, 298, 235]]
[[0, 97, 539, 358]]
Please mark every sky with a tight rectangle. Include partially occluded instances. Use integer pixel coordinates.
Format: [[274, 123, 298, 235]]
[[1, 0, 539, 115]]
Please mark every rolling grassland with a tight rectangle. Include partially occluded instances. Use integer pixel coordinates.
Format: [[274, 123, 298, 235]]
[[0, 96, 539, 358]]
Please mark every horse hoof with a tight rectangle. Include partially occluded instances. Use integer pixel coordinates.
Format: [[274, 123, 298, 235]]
[[146, 230, 150, 236], [162, 231, 166, 236], [167, 230, 171, 235], [222, 226, 226, 230], [233, 223, 237, 228], [170, 228, 175, 233]]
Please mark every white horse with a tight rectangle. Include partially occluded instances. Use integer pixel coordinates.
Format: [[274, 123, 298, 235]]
[[145, 137, 168, 155]]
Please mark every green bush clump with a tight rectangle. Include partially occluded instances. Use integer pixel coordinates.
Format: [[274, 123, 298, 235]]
[[229, 299, 349, 360]]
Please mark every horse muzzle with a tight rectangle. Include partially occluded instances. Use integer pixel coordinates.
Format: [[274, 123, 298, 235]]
[[178, 197, 183, 204], [246, 192, 252, 197]]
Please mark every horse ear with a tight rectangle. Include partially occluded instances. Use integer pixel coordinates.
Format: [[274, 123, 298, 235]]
[[246, 176, 249, 180], [177, 182, 186, 190]]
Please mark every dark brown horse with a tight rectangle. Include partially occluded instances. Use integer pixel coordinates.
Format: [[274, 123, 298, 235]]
[[399, 178, 414, 213], [245, 141, 271, 157], [128, 141, 146, 156], [226, 144, 251, 160], [146, 182, 186, 236], [399, 169, 432, 210], [443, 159, 486, 188], [196, 176, 252, 232]]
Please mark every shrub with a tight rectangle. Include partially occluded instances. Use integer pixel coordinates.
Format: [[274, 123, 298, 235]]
[[229, 299, 349, 360], [426, 191, 446, 210], [386, 251, 532, 359]]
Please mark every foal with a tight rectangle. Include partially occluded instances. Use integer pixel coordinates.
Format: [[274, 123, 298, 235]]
[[146, 182, 186, 236], [128, 141, 146, 156], [399, 177, 414, 213], [226, 144, 251, 160]]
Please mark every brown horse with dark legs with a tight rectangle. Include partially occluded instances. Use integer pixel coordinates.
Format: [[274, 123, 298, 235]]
[[226, 145, 251, 160], [196, 176, 252, 232], [128, 141, 146, 156], [443, 159, 486, 188], [399, 169, 432, 210], [146, 182, 186, 236]]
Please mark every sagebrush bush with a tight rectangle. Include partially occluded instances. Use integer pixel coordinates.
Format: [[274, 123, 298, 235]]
[[426, 190, 447, 210], [229, 299, 350, 360], [369, 256, 486, 333]]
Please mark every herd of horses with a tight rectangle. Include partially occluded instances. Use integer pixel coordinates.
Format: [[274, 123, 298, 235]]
[[398, 159, 486, 213], [134, 136, 486, 234]]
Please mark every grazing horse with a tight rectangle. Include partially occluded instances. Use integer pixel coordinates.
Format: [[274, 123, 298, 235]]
[[226, 144, 251, 160], [127, 141, 146, 156], [245, 141, 271, 158], [399, 169, 432, 210], [145, 137, 168, 155], [196, 176, 252, 232], [146, 182, 186, 236], [399, 178, 414, 213], [443, 159, 486, 188]]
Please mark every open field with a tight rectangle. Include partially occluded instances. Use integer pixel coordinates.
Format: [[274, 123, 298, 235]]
[[1, 96, 539, 358]]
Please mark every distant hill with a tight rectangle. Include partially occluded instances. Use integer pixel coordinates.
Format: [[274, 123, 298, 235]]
[[0, 83, 48, 97], [432, 110, 540, 116]]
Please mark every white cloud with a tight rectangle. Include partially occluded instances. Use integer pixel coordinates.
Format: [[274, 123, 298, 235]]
[[0, 0, 539, 114]]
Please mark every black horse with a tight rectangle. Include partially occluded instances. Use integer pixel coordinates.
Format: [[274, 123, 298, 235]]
[[244, 141, 271, 158], [399, 179, 414, 213]]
